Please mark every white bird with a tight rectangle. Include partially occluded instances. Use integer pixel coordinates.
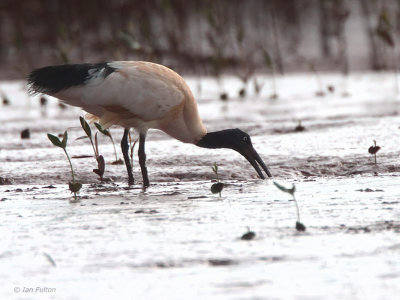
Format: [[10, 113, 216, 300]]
[[28, 61, 272, 187]]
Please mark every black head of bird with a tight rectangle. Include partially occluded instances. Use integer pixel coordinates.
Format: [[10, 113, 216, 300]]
[[196, 128, 272, 179]]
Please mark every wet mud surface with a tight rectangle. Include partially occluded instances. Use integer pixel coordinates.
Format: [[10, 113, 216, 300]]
[[1, 73, 400, 299]]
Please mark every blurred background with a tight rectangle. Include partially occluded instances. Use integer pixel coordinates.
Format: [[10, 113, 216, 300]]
[[0, 0, 399, 79]]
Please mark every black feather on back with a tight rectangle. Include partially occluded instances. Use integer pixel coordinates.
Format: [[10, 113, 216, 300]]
[[27, 63, 116, 95]]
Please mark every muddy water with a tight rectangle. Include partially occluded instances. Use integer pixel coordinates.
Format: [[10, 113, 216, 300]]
[[1, 73, 400, 299]]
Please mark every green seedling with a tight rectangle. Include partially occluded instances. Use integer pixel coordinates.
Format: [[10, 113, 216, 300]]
[[94, 122, 123, 165], [273, 181, 306, 232], [78, 117, 106, 181], [211, 162, 224, 197], [241, 227, 256, 240], [368, 140, 381, 165], [48, 131, 82, 201], [78, 116, 98, 158]]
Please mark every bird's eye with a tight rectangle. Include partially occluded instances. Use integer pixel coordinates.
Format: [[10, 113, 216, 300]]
[[242, 136, 248, 143]]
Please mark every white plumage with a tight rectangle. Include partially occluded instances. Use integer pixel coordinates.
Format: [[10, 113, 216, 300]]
[[50, 61, 207, 143]]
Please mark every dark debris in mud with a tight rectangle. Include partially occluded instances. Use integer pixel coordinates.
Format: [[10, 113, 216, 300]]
[[43, 185, 57, 189], [87, 183, 121, 193], [341, 221, 400, 234], [356, 188, 384, 192], [20, 128, 30, 139], [130, 255, 292, 270], [208, 259, 238, 266], [0, 177, 12, 185], [241, 228, 256, 240], [134, 209, 159, 214], [296, 222, 306, 232]]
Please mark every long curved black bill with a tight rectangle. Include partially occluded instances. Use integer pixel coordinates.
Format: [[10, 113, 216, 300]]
[[241, 146, 272, 179]]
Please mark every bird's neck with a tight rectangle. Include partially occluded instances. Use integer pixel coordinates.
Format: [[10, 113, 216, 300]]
[[196, 130, 231, 149]]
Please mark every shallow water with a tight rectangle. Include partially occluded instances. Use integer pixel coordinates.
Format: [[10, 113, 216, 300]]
[[1, 73, 400, 299]]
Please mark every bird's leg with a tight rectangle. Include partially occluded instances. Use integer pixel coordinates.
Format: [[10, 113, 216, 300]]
[[121, 129, 134, 185], [138, 133, 150, 187]]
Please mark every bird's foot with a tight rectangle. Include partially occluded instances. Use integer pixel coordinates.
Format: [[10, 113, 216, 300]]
[[142, 181, 150, 189]]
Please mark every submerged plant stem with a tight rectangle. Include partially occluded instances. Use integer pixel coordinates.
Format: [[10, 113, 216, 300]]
[[293, 194, 300, 222], [64, 149, 75, 183], [64, 148, 77, 200], [89, 137, 98, 159]]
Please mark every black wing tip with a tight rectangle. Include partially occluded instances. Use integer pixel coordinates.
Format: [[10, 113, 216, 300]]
[[27, 68, 53, 95], [26, 62, 115, 95]]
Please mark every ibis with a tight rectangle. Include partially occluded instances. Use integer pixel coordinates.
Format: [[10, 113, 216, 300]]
[[28, 61, 272, 187]]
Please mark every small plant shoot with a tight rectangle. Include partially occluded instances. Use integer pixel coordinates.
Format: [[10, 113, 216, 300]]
[[93, 155, 105, 181], [368, 140, 381, 165], [79, 117, 107, 181], [273, 181, 306, 232], [79, 116, 97, 159], [47, 131, 81, 201], [94, 122, 122, 165], [211, 162, 224, 197]]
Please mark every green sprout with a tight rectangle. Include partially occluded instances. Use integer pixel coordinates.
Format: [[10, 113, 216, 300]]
[[211, 162, 224, 197], [48, 131, 81, 201], [79, 116, 97, 158], [273, 181, 306, 231], [94, 122, 123, 165], [78, 117, 105, 181]]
